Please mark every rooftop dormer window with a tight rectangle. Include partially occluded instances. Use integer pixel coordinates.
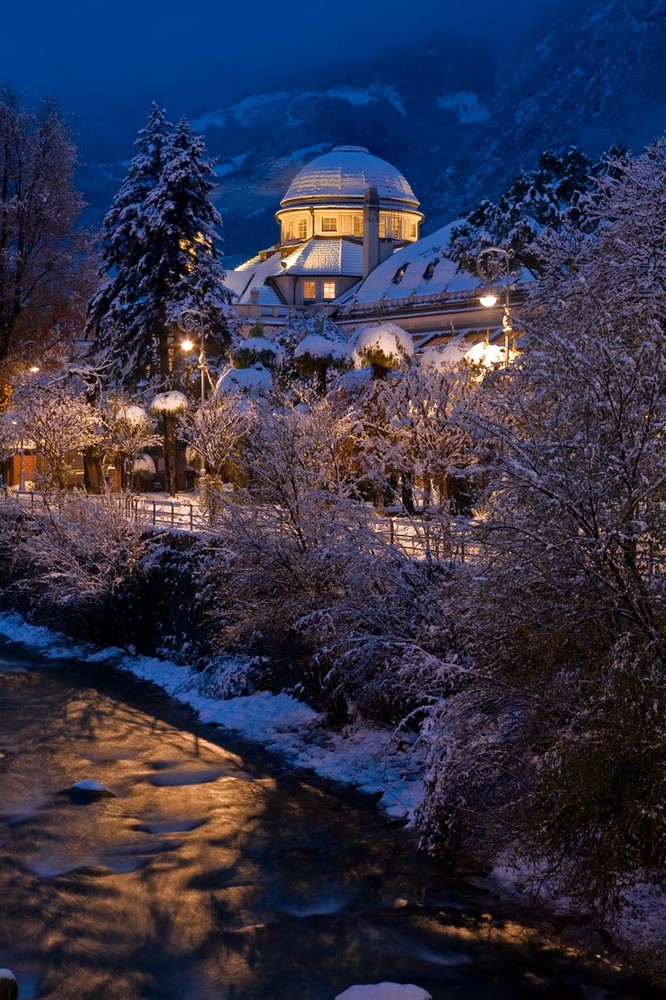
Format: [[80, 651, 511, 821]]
[[392, 263, 409, 285], [423, 258, 439, 280]]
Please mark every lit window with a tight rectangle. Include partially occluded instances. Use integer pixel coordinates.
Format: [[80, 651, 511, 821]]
[[321, 216, 337, 233], [385, 213, 401, 239], [323, 281, 336, 300], [340, 214, 352, 234], [379, 218, 387, 238], [410, 223, 417, 238], [298, 219, 308, 239], [303, 280, 316, 300], [353, 216, 362, 236], [284, 222, 294, 240]]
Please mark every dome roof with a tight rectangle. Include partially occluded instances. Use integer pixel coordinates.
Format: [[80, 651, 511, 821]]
[[281, 146, 419, 208]]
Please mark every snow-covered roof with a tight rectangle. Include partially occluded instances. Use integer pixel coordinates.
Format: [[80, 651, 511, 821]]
[[228, 237, 366, 304], [339, 223, 478, 309], [280, 238, 364, 276], [281, 146, 419, 208], [225, 252, 285, 305]]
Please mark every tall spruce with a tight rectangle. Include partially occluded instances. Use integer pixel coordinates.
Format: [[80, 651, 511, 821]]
[[87, 108, 230, 392]]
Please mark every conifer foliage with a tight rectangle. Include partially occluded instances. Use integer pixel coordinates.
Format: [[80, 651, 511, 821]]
[[448, 146, 621, 276], [87, 106, 231, 392]]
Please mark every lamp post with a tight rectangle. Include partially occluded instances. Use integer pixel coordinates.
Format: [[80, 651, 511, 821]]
[[476, 246, 515, 368], [177, 310, 212, 403]]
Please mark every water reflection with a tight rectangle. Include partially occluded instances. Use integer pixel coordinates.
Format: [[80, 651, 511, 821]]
[[0, 646, 656, 999]]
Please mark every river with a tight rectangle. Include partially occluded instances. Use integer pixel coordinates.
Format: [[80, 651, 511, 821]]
[[0, 637, 656, 999]]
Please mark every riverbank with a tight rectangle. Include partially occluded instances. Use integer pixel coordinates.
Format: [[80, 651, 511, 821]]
[[1, 610, 664, 993], [0, 612, 426, 821]]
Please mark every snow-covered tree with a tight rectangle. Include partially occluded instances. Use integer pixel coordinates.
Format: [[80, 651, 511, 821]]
[[151, 390, 188, 497], [350, 321, 414, 380], [9, 381, 102, 489], [448, 146, 621, 276], [418, 137, 666, 906], [103, 398, 160, 490], [0, 90, 87, 360], [273, 313, 350, 395], [387, 364, 471, 512], [178, 394, 254, 516], [87, 109, 231, 392]]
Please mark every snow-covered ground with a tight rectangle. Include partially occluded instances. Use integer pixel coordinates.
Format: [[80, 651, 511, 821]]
[[0, 612, 425, 821]]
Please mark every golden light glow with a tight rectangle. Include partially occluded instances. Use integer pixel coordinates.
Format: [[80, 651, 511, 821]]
[[479, 293, 498, 308], [180, 339, 195, 353]]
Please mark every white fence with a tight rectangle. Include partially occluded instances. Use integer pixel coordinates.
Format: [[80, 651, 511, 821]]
[[1, 489, 472, 562]]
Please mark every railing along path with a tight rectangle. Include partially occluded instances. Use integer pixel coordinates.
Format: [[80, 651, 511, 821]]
[[1, 489, 471, 562]]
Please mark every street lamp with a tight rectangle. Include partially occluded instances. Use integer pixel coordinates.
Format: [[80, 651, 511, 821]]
[[476, 246, 515, 368], [177, 310, 212, 403]]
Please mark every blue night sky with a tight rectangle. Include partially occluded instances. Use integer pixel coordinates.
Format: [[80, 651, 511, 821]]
[[2, 0, 585, 115]]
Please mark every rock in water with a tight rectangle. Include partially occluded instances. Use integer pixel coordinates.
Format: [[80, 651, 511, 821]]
[[335, 986, 432, 1000], [0, 969, 18, 1000], [59, 780, 115, 801]]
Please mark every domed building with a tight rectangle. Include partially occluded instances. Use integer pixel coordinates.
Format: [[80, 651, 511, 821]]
[[277, 145, 423, 252], [225, 144, 520, 351], [225, 146, 424, 317]]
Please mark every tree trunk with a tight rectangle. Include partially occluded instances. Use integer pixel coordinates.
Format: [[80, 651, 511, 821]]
[[83, 446, 104, 494], [163, 413, 177, 497], [438, 474, 450, 512], [401, 471, 415, 515]]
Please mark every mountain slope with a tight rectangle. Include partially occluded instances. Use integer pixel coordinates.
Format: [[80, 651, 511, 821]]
[[76, 0, 666, 265]]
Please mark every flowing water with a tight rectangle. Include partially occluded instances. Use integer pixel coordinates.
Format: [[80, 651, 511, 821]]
[[0, 639, 656, 999]]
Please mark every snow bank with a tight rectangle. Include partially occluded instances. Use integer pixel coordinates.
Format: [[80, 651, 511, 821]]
[[0, 613, 425, 821]]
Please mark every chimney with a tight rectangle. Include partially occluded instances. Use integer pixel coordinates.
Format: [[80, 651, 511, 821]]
[[362, 186, 380, 277]]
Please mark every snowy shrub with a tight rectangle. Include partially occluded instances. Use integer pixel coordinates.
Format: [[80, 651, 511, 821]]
[[232, 333, 283, 370], [299, 556, 472, 725], [194, 653, 269, 700], [0, 493, 147, 641], [199, 398, 471, 722], [350, 321, 413, 379]]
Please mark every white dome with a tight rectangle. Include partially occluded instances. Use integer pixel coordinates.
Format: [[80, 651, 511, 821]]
[[281, 146, 419, 209]]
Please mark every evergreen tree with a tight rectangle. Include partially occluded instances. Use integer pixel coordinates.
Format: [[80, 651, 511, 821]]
[[448, 146, 623, 276], [86, 104, 170, 388], [87, 109, 231, 393]]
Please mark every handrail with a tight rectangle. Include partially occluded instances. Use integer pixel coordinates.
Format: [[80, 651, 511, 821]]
[[1, 489, 473, 562]]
